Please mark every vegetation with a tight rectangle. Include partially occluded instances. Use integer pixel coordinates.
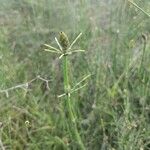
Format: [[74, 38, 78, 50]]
[[0, 0, 150, 149]]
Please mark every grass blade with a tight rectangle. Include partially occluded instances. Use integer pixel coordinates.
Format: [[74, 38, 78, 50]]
[[128, 0, 150, 17]]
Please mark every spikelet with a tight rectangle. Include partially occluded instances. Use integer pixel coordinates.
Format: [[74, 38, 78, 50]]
[[59, 32, 70, 52]]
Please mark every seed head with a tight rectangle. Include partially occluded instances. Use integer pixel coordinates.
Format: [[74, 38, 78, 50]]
[[59, 32, 70, 51]]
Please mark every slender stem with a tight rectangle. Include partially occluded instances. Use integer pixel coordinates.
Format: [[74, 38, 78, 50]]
[[140, 37, 146, 72], [63, 55, 85, 150], [128, 0, 150, 17], [63, 56, 69, 92]]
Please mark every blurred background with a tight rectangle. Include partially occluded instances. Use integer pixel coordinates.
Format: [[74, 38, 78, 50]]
[[0, 0, 150, 149]]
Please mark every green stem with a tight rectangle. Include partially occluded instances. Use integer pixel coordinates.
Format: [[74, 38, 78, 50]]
[[139, 36, 146, 73], [128, 0, 150, 18], [63, 55, 85, 150]]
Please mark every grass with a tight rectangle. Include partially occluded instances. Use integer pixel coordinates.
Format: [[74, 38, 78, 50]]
[[44, 32, 87, 149], [0, 0, 150, 149]]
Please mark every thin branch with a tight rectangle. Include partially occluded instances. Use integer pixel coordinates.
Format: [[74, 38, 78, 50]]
[[72, 74, 91, 90], [57, 93, 66, 98], [57, 83, 88, 98], [58, 50, 85, 59], [44, 49, 61, 54], [71, 50, 85, 53], [71, 83, 88, 93], [59, 54, 65, 59], [69, 33, 82, 50], [0, 75, 51, 97], [43, 44, 61, 52], [55, 37, 63, 51]]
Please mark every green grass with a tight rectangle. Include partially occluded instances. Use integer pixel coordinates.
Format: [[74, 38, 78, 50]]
[[0, 0, 150, 149]]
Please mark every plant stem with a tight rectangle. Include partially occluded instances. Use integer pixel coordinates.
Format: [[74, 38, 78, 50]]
[[140, 36, 146, 73], [128, 0, 150, 18], [63, 55, 85, 150]]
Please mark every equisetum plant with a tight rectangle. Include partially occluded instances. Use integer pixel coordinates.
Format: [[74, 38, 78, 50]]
[[44, 32, 90, 150]]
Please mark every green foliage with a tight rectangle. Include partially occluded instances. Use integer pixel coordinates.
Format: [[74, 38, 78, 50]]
[[0, 0, 150, 149]]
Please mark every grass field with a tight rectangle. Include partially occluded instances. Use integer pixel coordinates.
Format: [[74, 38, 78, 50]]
[[0, 0, 150, 149]]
